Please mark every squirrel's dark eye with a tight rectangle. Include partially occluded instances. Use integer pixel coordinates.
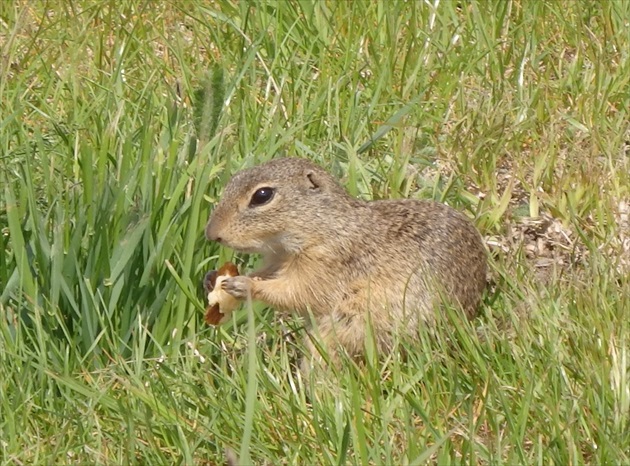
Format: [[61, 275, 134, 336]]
[[249, 187, 275, 206]]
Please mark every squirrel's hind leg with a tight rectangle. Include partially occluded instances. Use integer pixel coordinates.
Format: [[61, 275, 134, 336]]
[[299, 310, 382, 382]]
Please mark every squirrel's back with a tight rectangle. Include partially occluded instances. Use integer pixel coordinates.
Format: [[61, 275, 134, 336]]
[[367, 198, 487, 317]]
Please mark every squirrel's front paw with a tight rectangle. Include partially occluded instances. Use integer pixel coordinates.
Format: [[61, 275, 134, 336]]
[[221, 275, 254, 300]]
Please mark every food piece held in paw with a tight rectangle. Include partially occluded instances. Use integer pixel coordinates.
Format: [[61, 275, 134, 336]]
[[203, 270, 218, 294], [204, 262, 240, 326]]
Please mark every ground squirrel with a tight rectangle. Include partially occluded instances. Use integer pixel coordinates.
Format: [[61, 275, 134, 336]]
[[205, 157, 487, 373]]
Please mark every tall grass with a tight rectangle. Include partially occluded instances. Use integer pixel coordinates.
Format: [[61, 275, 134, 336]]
[[1, 0, 629, 464]]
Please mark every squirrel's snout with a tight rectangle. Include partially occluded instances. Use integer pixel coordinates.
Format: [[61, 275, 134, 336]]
[[205, 219, 222, 243]]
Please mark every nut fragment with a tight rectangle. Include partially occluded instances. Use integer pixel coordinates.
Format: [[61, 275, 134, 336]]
[[204, 262, 240, 325]]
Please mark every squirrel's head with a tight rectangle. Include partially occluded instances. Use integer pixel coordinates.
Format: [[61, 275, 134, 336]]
[[206, 158, 353, 256]]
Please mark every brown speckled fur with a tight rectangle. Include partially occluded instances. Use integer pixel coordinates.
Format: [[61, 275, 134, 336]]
[[206, 158, 487, 374]]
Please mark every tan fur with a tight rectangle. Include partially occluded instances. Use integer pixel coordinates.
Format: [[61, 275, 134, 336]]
[[206, 158, 487, 373]]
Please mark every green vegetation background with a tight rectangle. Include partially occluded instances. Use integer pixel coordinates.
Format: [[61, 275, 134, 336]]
[[1, 1, 628, 464]]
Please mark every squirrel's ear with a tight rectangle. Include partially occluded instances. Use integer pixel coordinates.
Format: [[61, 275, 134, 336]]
[[305, 170, 324, 192]]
